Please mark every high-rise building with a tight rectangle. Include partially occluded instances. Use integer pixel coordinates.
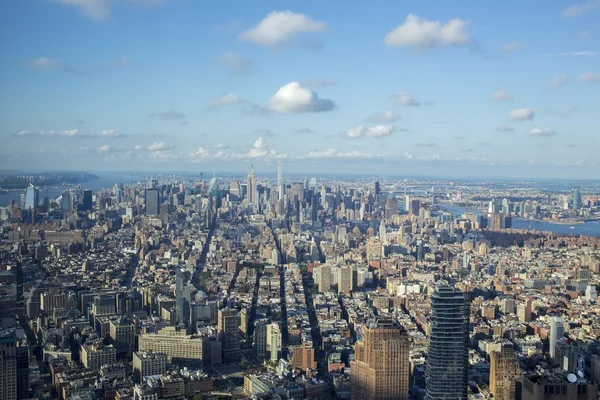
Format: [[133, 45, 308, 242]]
[[82, 189, 93, 211], [316, 265, 331, 293], [247, 166, 257, 207], [519, 373, 596, 400], [549, 316, 565, 358], [132, 351, 167, 383], [425, 284, 470, 400], [109, 319, 136, 357], [572, 188, 582, 210], [61, 190, 72, 213], [176, 269, 193, 327], [218, 308, 241, 364], [138, 327, 209, 367], [81, 343, 117, 370], [253, 319, 269, 358], [350, 317, 410, 400], [489, 342, 520, 400], [267, 322, 282, 362], [145, 188, 160, 216], [374, 181, 381, 196], [0, 333, 17, 400], [24, 183, 39, 210], [338, 266, 353, 294]]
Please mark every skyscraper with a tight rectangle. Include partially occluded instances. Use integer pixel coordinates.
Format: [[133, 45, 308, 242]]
[[247, 165, 257, 207], [176, 269, 193, 327], [82, 189, 93, 211], [218, 308, 241, 364], [24, 183, 39, 209], [350, 317, 410, 400], [374, 181, 380, 196], [0, 333, 17, 400], [549, 316, 565, 358], [425, 284, 470, 400], [145, 188, 159, 216], [61, 190, 72, 213], [572, 188, 582, 210], [489, 342, 520, 400]]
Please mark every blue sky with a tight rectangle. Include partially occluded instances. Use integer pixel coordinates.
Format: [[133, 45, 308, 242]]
[[0, 0, 599, 178]]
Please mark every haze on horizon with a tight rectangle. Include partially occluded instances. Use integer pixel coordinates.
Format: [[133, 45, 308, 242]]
[[0, 0, 599, 179]]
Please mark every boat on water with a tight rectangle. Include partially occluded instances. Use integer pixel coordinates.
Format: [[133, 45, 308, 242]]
[[570, 226, 575, 229]]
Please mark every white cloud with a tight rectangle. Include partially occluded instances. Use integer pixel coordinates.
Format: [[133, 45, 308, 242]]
[[148, 142, 173, 151], [267, 81, 335, 113], [50, 0, 167, 21], [367, 125, 394, 138], [529, 127, 557, 136], [96, 144, 112, 153], [100, 129, 122, 137], [151, 110, 186, 120], [60, 129, 81, 137], [239, 10, 326, 48], [208, 94, 244, 108], [394, 91, 420, 106], [491, 89, 512, 101], [219, 52, 254, 75], [503, 42, 522, 52], [26, 57, 63, 70], [384, 14, 472, 50], [366, 111, 400, 123], [509, 108, 535, 121], [304, 148, 380, 159], [342, 126, 366, 139], [579, 71, 600, 82], [496, 126, 515, 132], [561, 51, 599, 56], [561, 0, 600, 17], [550, 74, 570, 86]]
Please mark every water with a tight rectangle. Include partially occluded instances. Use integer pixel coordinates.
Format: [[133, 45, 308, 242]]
[[441, 203, 600, 238], [0, 172, 141, 206]]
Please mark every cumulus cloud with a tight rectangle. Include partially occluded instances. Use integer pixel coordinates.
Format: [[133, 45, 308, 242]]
[[561, 0, 600, 17], [268, 81, 335, 113], [384, 14, 472, 50], [394, 91, 420, 106], [150, 110, 186, 120], [239, 10, 326, 48], [496, 126, 515, 132], [550, 74, 570, 86], [50, 0, 168, 21], [148, 142, 173, 151], [503, 42, 522, 52], [579, 71, 600, 82], [529, 127, 557, 136], [491, 89, 512, 101], [96, 144, 112, 153], [219, 51, 254, 75], [208, 94, 245, 108], [509, 108, 535, 121], [341, 126, 366, 139], [367, 125, 394, 138], [366, 111, 400, 123]]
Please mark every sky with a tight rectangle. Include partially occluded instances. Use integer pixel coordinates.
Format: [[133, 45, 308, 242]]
[[0, 0, 599, 179]]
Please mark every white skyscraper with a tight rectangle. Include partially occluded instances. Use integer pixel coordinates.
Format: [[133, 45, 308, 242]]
[[247, 165, 257, 208], [549, 316, 565, 358]]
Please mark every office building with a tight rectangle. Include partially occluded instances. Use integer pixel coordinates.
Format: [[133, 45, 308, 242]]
[[267, 322, 282, 362], [338, 266, 353, 294], [315, 265, 331, 293], [81, 343, 117, 370], [374, 181, 381, 196], [247, 166, 257, 207], [61, 190, 72, 213], [572, 189, 582, 210], [489, 342, 520, 400], [519, 373, 596, 400], [218, 308, 241, 364], [350, 317, 410, 400], [549, 316, 565, 358], [289, 342, 317, 373], [254, 319, 268, 358], [425, 285, 469, 400], [24, 183, 39, 209], [176, 269, 193, 327], [110, 319, 136, 357], [82, 189, 93, 211], [132, 351, 167, 383], [145, 188, 160, 216], [138, 327, 207, 366], [0, 333, 17, 400]]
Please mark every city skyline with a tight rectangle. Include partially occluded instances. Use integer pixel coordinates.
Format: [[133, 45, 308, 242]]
[[1, 0, 600, 178]]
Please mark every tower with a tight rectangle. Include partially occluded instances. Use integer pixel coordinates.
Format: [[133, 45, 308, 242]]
[[218, 308, 241, 364], [550, 316, 565, 358], [144, 188, 159, 216], [277, 160, 284, 201], [0, 333, 17, 400], [489, 342, 520, 400], [24, 183, 39, 209], [247, 165, 257, 208], [350, 317, 410, 400], [425, 284, 470, 400]]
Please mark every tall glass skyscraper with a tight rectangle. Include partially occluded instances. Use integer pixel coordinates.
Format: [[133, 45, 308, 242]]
[[572, 188, 582, 210], [24, 184, 39, 209], [425, 284, 470, 400]]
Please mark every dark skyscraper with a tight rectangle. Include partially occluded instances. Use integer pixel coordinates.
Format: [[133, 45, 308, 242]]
[[145, 188, 159, 216], [176, 268, 192, 327], [374, 181, 380, 196], [425, 284, 470, 400], [82, 189, 93, 211]]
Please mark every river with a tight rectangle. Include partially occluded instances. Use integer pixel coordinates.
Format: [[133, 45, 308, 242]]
[[441, 203, 600, 238]]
